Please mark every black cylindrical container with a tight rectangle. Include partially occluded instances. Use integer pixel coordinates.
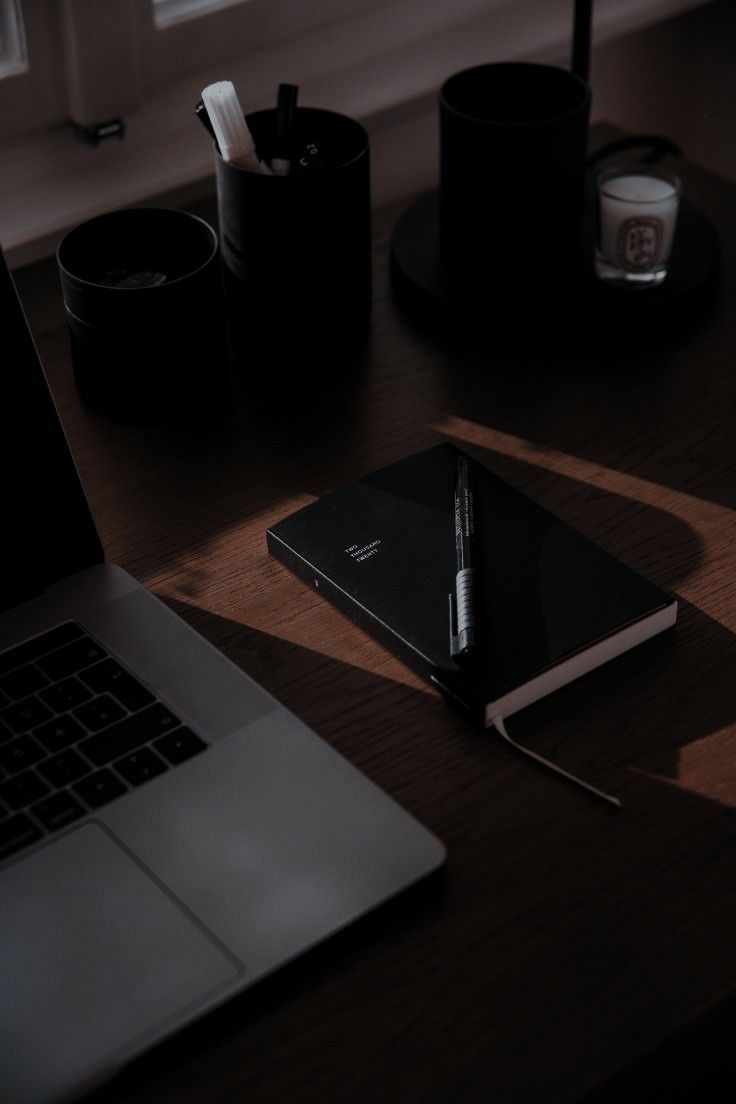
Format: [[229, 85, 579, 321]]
[[215, 107, 371, 376], [58, 208, 227, 415], [439, 63, 591, 307]]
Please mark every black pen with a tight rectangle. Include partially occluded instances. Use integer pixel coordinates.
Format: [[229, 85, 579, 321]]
[[449, 455, 478, 660], [194, 99, 218, 147], [272, 82, 299, 175]]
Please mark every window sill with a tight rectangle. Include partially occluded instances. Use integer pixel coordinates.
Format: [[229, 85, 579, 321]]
[[0, 0, 704, 267]]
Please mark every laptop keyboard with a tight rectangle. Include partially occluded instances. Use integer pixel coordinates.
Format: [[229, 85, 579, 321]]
[[0, 622, 207, 862]]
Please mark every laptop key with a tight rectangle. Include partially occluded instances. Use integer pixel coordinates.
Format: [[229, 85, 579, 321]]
[[32, 790, 85, 832], [81, 659, 155, 713], [40, 676, 92, 713], [0, 813, 43, 860], [34, 715, 86, 754], [0, 769, 50, 811], [73, 769, 127, 810], [38, 749, 90, 789], [1, 695, 53, 734], [0, 623, 84, 677], [0, 664, 49, 701], [74, 694, 126, 733], [114, 747, 168, 787], [154, 727, 207, 766], [79, 703, 182, 767], [37, 637, 107, 681], [0, 735, 46, 775]]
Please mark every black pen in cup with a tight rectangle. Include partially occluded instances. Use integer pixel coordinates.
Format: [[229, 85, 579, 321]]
[[194, 100, 218, 146], [271, 83, 299, 175]]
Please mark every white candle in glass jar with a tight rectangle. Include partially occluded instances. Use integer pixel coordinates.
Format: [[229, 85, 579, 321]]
[[598, 171, 680, 274]]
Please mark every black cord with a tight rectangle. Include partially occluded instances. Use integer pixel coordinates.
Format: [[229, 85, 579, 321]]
[[588, 134, 682, 169]]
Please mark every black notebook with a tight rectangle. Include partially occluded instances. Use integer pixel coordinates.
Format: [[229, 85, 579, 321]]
[[267, 445, 677, 728]]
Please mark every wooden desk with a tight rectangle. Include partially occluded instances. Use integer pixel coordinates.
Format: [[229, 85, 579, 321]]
[[20, 135, 736, 1103]]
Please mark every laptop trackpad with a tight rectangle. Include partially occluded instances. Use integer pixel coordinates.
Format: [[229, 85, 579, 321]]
[[0, 822, 241, 1104]]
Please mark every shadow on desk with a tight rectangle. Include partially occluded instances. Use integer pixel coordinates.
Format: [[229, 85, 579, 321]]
[[165, 591, 736, 821], [80, 599, 736, 1104], [424, 299, 736, 514], [84, 857, 447, 1104]]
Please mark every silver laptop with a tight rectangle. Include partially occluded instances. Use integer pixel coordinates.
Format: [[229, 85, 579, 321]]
[[0, 246, 446, 1104]]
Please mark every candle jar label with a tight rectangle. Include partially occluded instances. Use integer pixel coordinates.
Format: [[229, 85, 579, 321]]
[[616, 215, 664, 272], [595, 166, 679, 288]]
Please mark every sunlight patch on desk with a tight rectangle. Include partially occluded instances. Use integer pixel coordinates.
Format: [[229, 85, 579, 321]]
[[676, 727, 736, 806], [632, 728, 736, 809], [140, 493, 319, 599]]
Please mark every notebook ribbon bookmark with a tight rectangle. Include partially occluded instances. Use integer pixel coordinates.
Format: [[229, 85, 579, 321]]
[[493, 716, 622, 809]]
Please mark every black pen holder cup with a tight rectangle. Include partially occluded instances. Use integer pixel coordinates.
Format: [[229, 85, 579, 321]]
[[439, 63, 591, 313], [215, 107, 371, 378], [57, 208, 227, 417]]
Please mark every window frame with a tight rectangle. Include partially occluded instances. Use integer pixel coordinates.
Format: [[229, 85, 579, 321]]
[[0, 0, 27, 78], [0, 0, 69, 141]]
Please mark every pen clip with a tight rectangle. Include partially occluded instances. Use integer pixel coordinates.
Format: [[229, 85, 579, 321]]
[[194, 100, 218, 149], [448, 591, 462, 658]]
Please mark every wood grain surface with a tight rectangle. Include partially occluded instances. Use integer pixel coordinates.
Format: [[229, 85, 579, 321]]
[[17, 129, 736, 1103]]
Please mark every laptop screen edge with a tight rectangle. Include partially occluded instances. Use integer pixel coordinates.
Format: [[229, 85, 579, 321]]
[[1, 243, 103, 608]]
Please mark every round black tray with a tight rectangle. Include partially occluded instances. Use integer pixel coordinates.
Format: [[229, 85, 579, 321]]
[[390, 187, 719, 344]]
